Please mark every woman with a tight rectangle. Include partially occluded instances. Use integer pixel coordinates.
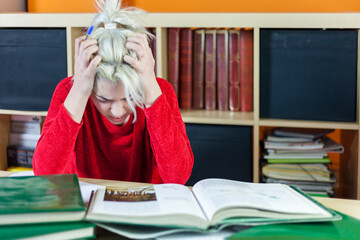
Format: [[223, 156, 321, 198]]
[[33, 0, 194, 184]]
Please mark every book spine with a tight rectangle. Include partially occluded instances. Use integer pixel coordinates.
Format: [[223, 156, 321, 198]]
[[217, 29, 229, 111], [167, 28, 180, 99], [9, 133, 40, 149], [240, 29, 254, 112], [179, 28, 193, 109], [205, 30, 217, 110], [10, 121, 41, 135], [229, 30, 241, 111], [192, 29, 205, 109], [11, 115, 41, 122]]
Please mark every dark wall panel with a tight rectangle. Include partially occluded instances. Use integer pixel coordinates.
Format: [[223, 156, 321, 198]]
[[0, 28, 67, 111], [185, 124, 253, 185]]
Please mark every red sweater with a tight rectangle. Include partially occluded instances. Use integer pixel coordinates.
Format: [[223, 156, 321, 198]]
[[33, 77, 194, 184]]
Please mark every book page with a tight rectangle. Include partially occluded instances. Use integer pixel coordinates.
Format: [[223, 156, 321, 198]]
[[192, 179, 330, 221], [89, 184, 207, 220]]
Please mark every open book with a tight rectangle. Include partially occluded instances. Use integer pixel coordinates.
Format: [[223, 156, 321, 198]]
[[85, 178, 340, 238]]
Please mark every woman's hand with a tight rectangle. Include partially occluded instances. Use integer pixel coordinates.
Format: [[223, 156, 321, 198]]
[[64, 36, 102, 123], [124, 33, 162, 107], [73, 35, 102, 97]]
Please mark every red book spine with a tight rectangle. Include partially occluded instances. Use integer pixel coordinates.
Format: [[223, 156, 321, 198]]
[[229, 30, 241, 111], [216, 29, 229, 111], [205, 30, 217, 110], [192, 29, 205, 109], [167, 28, 180, 100], [240, 29, 253, 112], [179, 28, 193, 109]]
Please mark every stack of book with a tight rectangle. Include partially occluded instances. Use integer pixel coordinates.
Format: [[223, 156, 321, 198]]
[[7, 115, 41, 171], [261, 128, 343, 197], [0, 174, 95, 239], [167, 28, 253, 112]]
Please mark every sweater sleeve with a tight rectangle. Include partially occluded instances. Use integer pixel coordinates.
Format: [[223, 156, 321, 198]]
[[143, 78, 194, 184], [33, 77, 83, 175]]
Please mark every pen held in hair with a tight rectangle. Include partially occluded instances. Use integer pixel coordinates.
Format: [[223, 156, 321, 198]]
[[85, 25, 94, 40]]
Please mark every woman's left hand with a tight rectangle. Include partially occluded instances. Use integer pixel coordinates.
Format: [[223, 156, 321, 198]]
[[124, 33, 162, 108]]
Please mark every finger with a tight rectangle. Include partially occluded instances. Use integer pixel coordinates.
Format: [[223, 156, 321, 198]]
[[88, 55, 102, 72], [79, 39, 98, 57], [128, 34, 148, 48], [74, 36, 86, 59], [85, 45, 99, 61], [126, 42, 144, 58], [124, 55, 140, 70]]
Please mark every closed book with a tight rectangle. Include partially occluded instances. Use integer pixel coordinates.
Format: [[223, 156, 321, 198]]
[[274, 128, 334, 139], [262, 163, 336, 183], [264, 139, 324, 150], [0, 221, 95, 240], [7, 145, 34, 168], [10, 121, 41, 134], [9, 132, 40, 149], [266, 157, 331, 164], [205, 30, 217, 110], [10, 115, 41, 122], [229, 29, 241, 111], [240, 29, 253, 112], [192, 29, 205, 109], [167, 28, 181, 99], [217, 29, 229, 111], [179, 28, 193, 109], [0, 174, 86, 225]]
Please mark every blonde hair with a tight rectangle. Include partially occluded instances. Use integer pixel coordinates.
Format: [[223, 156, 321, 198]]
[[90, 0, 153, 122]]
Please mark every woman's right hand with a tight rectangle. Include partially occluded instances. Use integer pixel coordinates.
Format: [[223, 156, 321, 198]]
[[73, 36, 102, 97], [64, 36, 101, 123]]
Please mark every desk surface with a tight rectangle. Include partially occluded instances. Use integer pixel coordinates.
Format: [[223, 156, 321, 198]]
[[2, 170, 360, 220]]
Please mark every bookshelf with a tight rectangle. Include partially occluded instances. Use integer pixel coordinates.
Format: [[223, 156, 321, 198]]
[[0, 13, 359, 199]]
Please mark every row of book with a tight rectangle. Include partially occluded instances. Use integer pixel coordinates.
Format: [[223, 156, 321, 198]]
[[168, 28, 254, 111], [6, 115, 41, 171], [261, 128, 343, 198]]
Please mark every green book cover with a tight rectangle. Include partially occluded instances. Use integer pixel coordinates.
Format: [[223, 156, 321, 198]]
[[0, 221, 96, 240], [267, 158, 331, 164], [228, 211, 360, 240], [0, 174, 86, 225]]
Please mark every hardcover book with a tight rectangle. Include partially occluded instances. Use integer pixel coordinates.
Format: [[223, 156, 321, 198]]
[[167, 28, 181, 99], [274, 128, 334, 139], [0, 174, 86, 225], [217, 29, 229, 111], [179, 28, 193, 109], [192, 29, 205, 109], [229, 29, 241, 111], [0, 221, 95, 240], [85, 178, 340, 239], [204, 30, 217, 110], [239, 29, 254, 112]]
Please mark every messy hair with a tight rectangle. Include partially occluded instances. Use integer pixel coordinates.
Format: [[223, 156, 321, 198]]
[[90, 0, 152, 122]]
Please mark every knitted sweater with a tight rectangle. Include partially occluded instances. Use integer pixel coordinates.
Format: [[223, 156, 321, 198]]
[[33, 77, 193, 184]]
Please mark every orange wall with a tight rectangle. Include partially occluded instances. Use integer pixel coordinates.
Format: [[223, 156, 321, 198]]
[[28, 0, 360, 13]]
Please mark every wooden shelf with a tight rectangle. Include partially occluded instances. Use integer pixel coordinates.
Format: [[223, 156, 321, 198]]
[[180, 110, 254, 126], [0, 109, 47, 117]]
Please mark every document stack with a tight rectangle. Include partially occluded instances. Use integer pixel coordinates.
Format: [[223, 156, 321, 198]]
[[7, 115, 41, 171], [261, 128, 343, 197]]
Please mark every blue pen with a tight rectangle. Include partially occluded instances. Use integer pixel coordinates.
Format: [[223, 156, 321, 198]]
[[85, 25, 94, 40]]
